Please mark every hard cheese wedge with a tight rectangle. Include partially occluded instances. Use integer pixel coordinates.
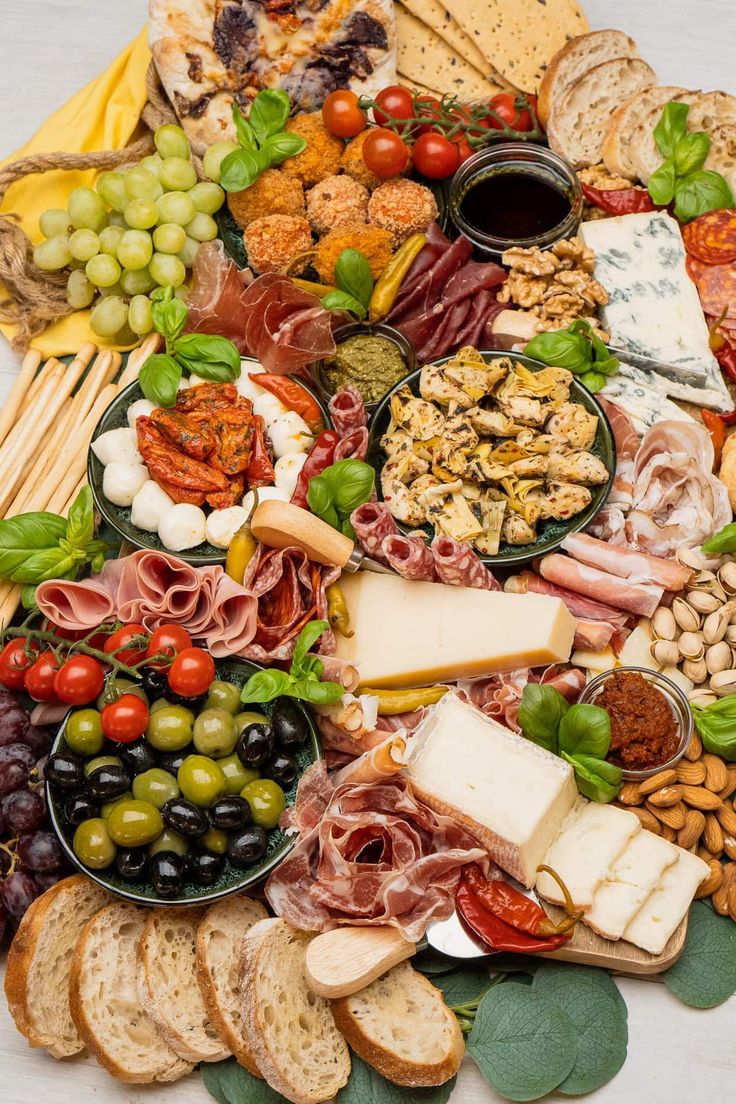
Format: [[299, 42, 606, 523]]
[[623, 849, 709, 955], [585, 829, 679, 941], [405, 693, 577, 887], [334, 573, 575, 688], [536, 799, 641, 910]]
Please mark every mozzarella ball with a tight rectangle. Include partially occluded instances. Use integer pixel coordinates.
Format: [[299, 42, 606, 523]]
[[158, 503, 207, 551], [253, 391, 288, 427], [205, 506, 250, 549], [103, 462, 149, 507], [91, 427, 140, 466], [274, 452, 308, 498], [126, 399, 156, 430], [268, 410, 314, 458], [131, 480, 175, 532], [241, 486, 289, 515], [235, 362, 267, 403]]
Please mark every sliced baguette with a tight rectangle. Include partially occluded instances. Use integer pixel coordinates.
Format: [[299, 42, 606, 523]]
[[332, 960, 464, 1088], [628, 90, 701, 183], [195, 895, 268, 1077], [538, 29, 639, 127], [629, 90, 736, 183], [70, 902, 193, 1084], [138, 907, 229, 1064], [704, 124, 736, 193], [547, 58, 656, 167], [601, 85, 687, 179], [4, 875, 112, 1059], [240, 918, 351, 1104]]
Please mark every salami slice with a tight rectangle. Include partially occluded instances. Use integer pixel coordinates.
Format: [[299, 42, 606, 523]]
[[333, 426, 369, 462], [697, 263, 736, 320], [382, 534, 436, 580], [328, 385, 367, 436], [685, 253, 709, 284], [431, 535, 501, 590], [683, 209, 736, 265], [350, 502, 399, 562]]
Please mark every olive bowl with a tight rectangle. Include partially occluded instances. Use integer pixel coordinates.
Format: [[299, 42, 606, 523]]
[[365, 351, 616, 568], [46, 657, 321, 907]]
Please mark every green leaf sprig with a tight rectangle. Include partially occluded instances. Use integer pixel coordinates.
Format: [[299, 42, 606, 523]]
[[702, 520, 736, 555], [648, 102, 734, 221], [663, 899, 736, 1008], [518, 684, 623, 802], [691, 694, 736, 760], [139, 287, 241, 406], [523, 319, 619, 393], [239, 619, 343, 707], [306, 458, 375, 540], [219, 94, 306, 193], [321, 249, 375, 320]]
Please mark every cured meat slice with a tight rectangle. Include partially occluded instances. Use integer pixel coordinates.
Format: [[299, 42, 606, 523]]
[[574, 619, 616, 651], [397, 223, 450, 298], [387, 235, 472, 324], [331, 733, 406, 786], [35, 575, 117, 632], [683, 209, 736, 265], [457, 666, 585, 733], [505, 570, 629, 628], [686, 253, 709, 284], [561, 532, 693, 591], [442, 260, 506, 307], [538, 554, 664, 617], [350, 501, 398, 561], [431, 535, 501, 590], [328, 385, 367, 436], [333, 426, 369, 462], [697, 263, 736, 321], [186, 242, 254, 351], [598, 398, 639, 461], [381, 534, 436, 580]]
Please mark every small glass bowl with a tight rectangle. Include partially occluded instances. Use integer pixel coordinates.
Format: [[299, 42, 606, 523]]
[[578, 665, 693, 782], [310, 321, 417, 413]]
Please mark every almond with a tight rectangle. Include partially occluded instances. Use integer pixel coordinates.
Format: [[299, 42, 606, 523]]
[[675, 760, 706, 785], [684, 730, 703, 761], [703, 753, 729, 794], [646, 799, 686, 830], [718, 767, 736, 800], [694, 858, 724, 899], [629, 806, 662, 833], [661, 824, 677, 842], [716, 804, 736, 835], [711, 882, 730, 915], [678, 808, 706, 849], [617, 781, 644, 806], [638, 769, 678, 795], [704, 812, 725, 856], [697, 844, 718, 863], [724, 835, 736, 861], [647, 785, 684, 807], [681, 785, 724, 811]]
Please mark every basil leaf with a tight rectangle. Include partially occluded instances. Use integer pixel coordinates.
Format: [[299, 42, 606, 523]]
[[219, 148, 268, 193], [139, 353, 182, 407], [647, 158, 677, 206], [580, 369, 607, 393], [231, 104, 257, 150], [326, 459, 375, 517], [13, 547, 77, 584], [248, 89, 291, 145], [65, 486, 94, 548], [173, 333, 241, 381], [673, 130, 710, 176], [663, 900, 736, 1008], [674, 169, 735, 222], [293, 677, 344, 706], [292, 619, 330, 673], [306, 475, 334, 522], [263, 132, 307, 166], [21, 584, 38, 610], [693, 697, 736, 759], [0, 512, 67, 580], [558, 703, 611, 759], [239, 669, 293, 705], [523, 330, 591, 373], [341, 518, 357, 541], [151, 286, 189, 346], [334, 249, 374, 308], [563, 752, 622, 803], [653, 101, 690, 158], [703, 521, 736, 554], [321, 289, 368, 321], [518, 683, 569, 754]]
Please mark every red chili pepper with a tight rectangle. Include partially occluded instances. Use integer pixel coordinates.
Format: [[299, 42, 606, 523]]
[[719, 410, 736, 426], [245, 415, 276, 487], [290, 428, 340, 508], [252, 373, 324, 434], [463, 864, 578, 938], [716, 340, 736, 384], [581, 183, 657, 215], [455, 882, 571, 955], [701, 410, 727, 469]]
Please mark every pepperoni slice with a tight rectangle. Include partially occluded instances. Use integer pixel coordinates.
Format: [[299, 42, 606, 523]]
[[686, 253, 709, 284], [697, 263, 736, 319], [683, 209, 736, 265]]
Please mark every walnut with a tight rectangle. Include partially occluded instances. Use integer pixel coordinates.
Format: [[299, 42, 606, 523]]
[[554, 269, 609, 308], [578, 163, 632, 190], [501, 246, 560, 277], [497, 272, 548, 308], [541, 291, 585, 317]]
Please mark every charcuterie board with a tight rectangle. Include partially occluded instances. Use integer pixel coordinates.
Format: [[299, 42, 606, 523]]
[[541, 905, 688, 975]]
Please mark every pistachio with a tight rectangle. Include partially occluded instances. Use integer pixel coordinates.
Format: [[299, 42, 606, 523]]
[[702, 603, 736, 645], [676, 547, 711, 571], [724, 625, 736, 646], [687, 688, 718, 707], [682, 657, 708, 685], [691, 569, 718, 588], [672, 596, 701, 633], [706, 640, 732, 675], [677, 630, 705, 660], [686, 590, 721, 614], [651, 639, 681, 666], [718, 561, 736, 595], [651, 606, 677, 641], [709, 670, 736, 697]]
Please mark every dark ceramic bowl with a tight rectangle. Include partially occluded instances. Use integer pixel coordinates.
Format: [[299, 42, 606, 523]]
[[310, 321, 417, 413], [366, 351, 616, 567], [46, 657, 321, 906]]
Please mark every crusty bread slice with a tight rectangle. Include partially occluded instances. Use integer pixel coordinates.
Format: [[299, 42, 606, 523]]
[[240, 918, 351, 1104], [601, 85, 687, 179], [537, 29, 639, 126], [195, 895, 268, 1077], [628, 91, 700, 183], [70, 902, 193, 1084], [332, 960, 465, 1088], [705, 124, 736, 193], [138, 908, 229, 1064], [547, 58, 656, 167], [4, 875, 112, 1059], [628, 90, 736, 183]]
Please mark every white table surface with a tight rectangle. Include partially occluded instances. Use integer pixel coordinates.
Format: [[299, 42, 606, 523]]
[[2, 3, 736, 1101]]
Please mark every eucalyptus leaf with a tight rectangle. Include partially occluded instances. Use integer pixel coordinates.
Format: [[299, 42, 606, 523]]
[[430, 963, 494, 1007], [202, 1057, 284, 1104], [663, 900, 736, 1008], [200, 1060, 232, 1104], [414, 951, 461, 976], [338, 1053, 456, 1104]]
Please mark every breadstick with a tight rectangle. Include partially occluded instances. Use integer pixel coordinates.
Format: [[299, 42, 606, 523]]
[[18, 354, 63, 414], [118, 332, 162, 388], [0, 350, 42, 448], [0, 360, 64, 458], [0, 585, 22, 629]]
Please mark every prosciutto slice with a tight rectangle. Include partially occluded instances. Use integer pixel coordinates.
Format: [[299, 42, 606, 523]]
[[185, 242, 254, 351], [505, 570, 629, 629], [538, 554, 664, 617], [458, 666, 585, 733], [561, 532, 692, 591]]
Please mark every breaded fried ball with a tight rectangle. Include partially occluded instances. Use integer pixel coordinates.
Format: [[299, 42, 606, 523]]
[[280, 113, 344, 188], [306, 175, 369, 235], [244, 214, 314, 275], [314, 222, 394, 285], [227, 169, 305, 229], [368, 179, 439, 245], [341, 130, 413, 190]]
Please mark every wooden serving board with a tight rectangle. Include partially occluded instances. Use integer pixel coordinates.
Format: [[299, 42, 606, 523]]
[[541, 903, 687, 976]]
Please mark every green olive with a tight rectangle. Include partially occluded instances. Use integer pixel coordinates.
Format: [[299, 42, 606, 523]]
[[200, 826, 228, 854], [146, 704, 194, 751], [241, 779, 286, 830], [148, 829, 189, 857], [101, 791, 133, 819], [178, 755, 226, 807], [206, 680, 243, 716], [107, 799, 164, 847], [73, 818, 116, 869], [96, 677, 148, 711], [150, 698, 174, 714], [234, 710, 269, 734], [84, 755, 122, 777], [65, 709, 104, 756], [132, 768, 180, 809], [216, 754, 259, 796], [193, 707, 237, 758]]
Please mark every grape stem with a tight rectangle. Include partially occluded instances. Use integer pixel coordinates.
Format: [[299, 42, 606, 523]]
[[0, 838, 19, 878]]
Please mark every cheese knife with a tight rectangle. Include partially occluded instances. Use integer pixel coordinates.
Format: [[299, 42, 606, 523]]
[[251, 500, 395, 574]]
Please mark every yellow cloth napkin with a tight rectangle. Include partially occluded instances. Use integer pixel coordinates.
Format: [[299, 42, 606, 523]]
[[0, 28, 152, 357]]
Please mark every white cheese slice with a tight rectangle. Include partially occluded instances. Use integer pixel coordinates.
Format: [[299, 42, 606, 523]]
[[537, 799, 641, 910], [586, 830, 679, 941], [571, 646, 617, 674], [617, 619, 658, 671], [405, 693, 577, 887], [623, 849, 709, 954]]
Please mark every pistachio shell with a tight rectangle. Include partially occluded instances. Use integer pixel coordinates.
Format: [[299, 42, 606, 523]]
[[710, 670, 736, 697], [687, 688, 718, 707], [677, 631, 705, 660], [724, 625, 736, 646], [706, 641, 732, 675], [683, 657, 708, 685], [676, 547, 711, 571], [651, 639, 681, 666], [652, 606, 677, 641], [703, 606, 733, 645], [672, 597, 701, 633], [686, 590, 721, 614], [718, 561, 736, 595]]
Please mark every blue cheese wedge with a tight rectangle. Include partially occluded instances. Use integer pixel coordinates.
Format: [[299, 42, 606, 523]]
[[601, 373, 697, 433], [585, 830, 679, 941], [580, 211, 730, 411]]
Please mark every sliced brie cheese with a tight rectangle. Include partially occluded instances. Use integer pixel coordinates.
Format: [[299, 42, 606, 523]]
[[571, 646, 617, 674], [586, 830, 678, 941], [623, 849, 709, 955], [617, 620, 658, 671]]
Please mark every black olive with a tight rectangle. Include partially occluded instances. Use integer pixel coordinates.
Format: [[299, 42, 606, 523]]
[[86, 764, 130, 802], [149, 851, 185, 898], [228, 826, 268, 867], [115, 848, 148, 881], [162, 798, 209, 838], [64, 792, 98, 825], [140, 667, 169, 698], [158, 751, 188, 776], [187, 852, 224, 886], [45, 753, 85, 791], [236, 723, 274, 768], [118, 739, 157, 776], [262, 751, 298, 788], [209, 796, 251, 831], [271, 699, 308, 748], [168, 690, 208, 711]]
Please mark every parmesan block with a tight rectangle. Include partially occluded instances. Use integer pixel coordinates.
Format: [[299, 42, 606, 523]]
[[334, 574, 575, 688], [585, 830, 678, 941], [537, 800, 641, 910], [623, 849, 709, 955], [405, 693, 577, 887]]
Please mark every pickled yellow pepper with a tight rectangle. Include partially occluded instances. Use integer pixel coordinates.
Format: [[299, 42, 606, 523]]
[[326, 582, 354, 637], [368, 232, 426, 322], [357, 685, 448, 714], [225, 491, 259, 585]]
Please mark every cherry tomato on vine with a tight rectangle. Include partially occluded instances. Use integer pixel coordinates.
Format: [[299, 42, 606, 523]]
[[415, 96, 443, 136], [101, 693, 150, 743], [362, 128, 410, 178], [373, 85, 414, 131], [54, 656, 106, 706], [167, 647, 215, 698], [321, 89, 367, 138], [104, 624, 149, 667], [484, 93, 537, 132], [0, 640, 38, 691], [146, 625, 192, 666], [412, 131, 461, 180], [24, 650, 62, 702]]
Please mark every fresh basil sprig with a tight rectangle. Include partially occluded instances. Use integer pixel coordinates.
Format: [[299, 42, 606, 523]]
[[219, 93, 306, 193], [306, 459, 375, 540], [239, 619, 344, 707], [691, 695, 736, 760], [322, 249, 375, 320], [648, 102, 734, 221], [523, 319, 619, 393]]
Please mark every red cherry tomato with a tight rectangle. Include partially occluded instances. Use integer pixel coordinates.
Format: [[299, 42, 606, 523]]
[[53, 655, 106, 706], [415, 96, 443, 136], [362, 128, 410, 178], [412, 131, 461, 180], [485, 92, 537, 132], [24, 650, 62, 702], [167, 647, 216, 698], [373, 85, 414, 130], [104, 624, 149, 667], [321, 89, 367, 138], [0, 640, 38, 691], [146, 625, 193, 667], [101, 694, 150, 743]]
